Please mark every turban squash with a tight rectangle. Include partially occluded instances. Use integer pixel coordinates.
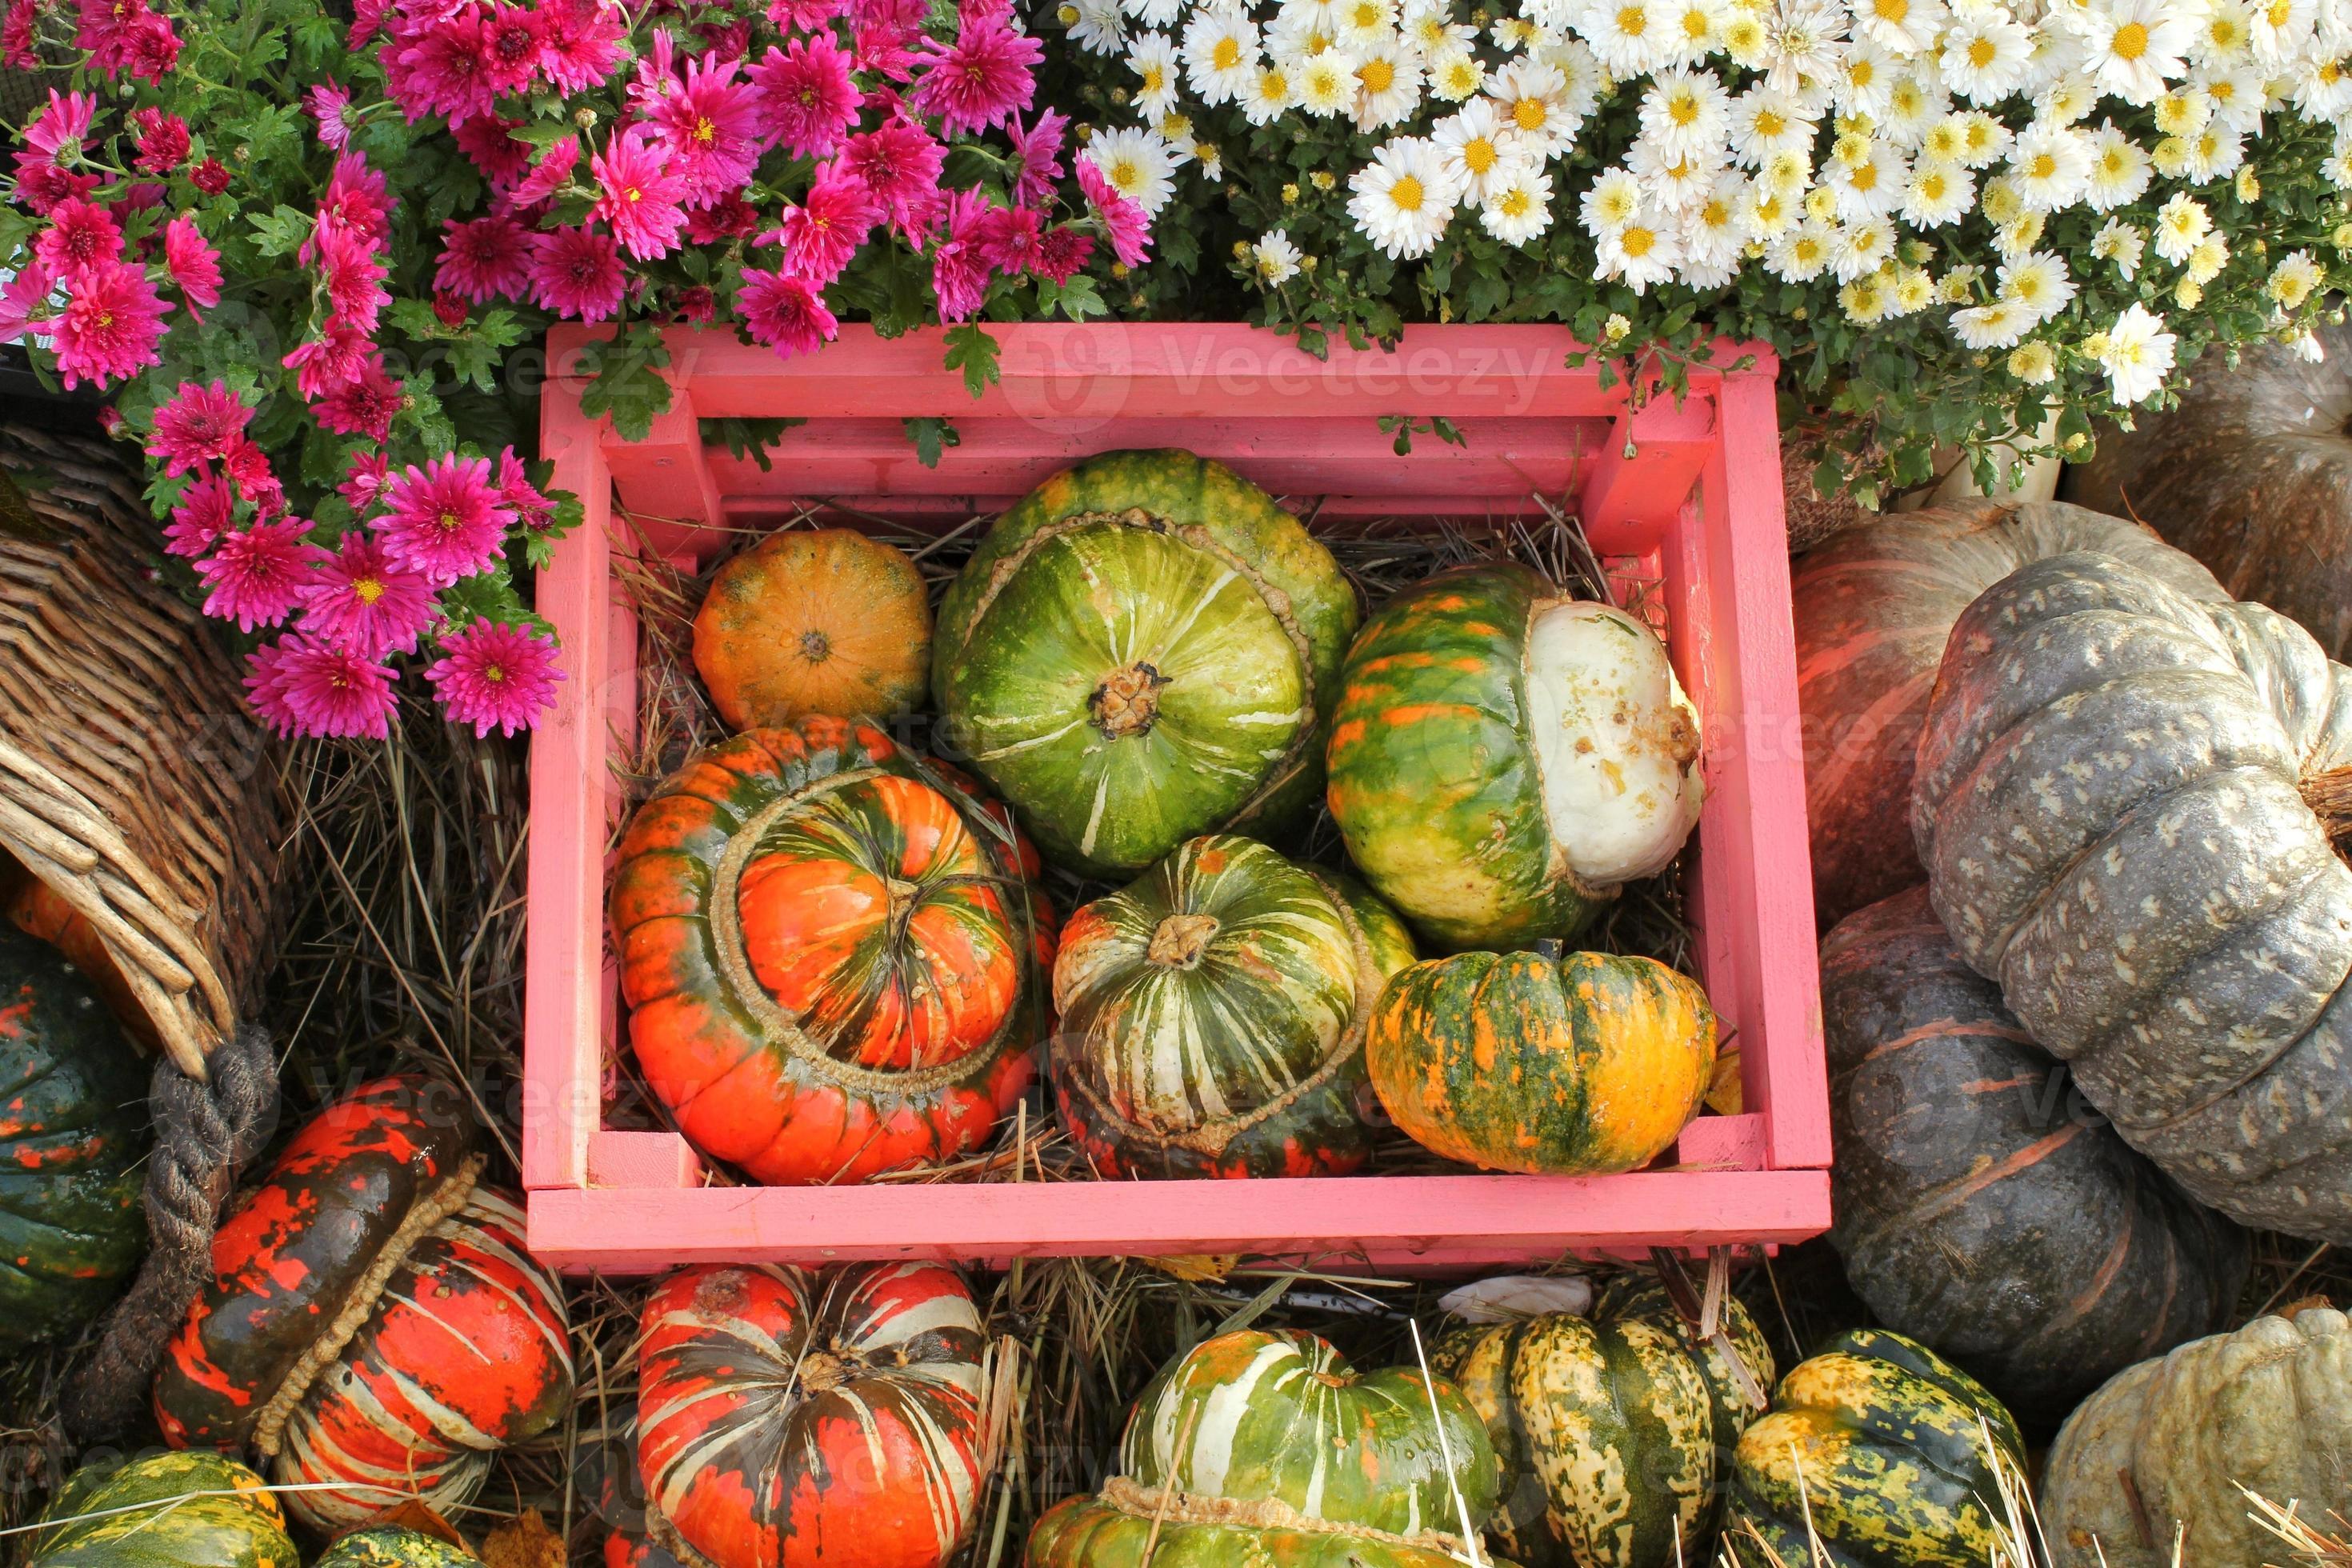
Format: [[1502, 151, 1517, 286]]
[[153, 1078, 574, 1533], [2042, 1306, 2352, 1568], [1326, 564, 1702, 950], [612, 715, 1051, 1185], [29, 1452, 294, 1568], [1913, 553, 2352, 1239], [1820, 888, 2247, 1428], [1792, 501, 2222, 930], [636, 1262, 990, 1568], [314, 1531, 484, 1568], [693, 529, 933, 730], [1431, 1277, 1774, 1568], [1051, 834, 1414, 1178], [1026, 1327, 1502, 1568]]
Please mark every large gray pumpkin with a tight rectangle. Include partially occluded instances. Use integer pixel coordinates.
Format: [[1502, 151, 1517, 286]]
[[1912, 551, 2352, 1240], [2042, 1308, 2352, 1568], [1794, 502, 2222, 930], [2065, 320, 2352, 659]]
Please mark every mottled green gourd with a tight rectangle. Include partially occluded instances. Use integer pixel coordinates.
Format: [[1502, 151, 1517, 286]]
[[933, 450, 1358, 878], [1433, 1278, 1775, 1568], [1025, 1329, 1510, 1568], [1727, 1330, 2027, 1568], [28, 1452, 296, 1568], [314, 1530, 486, 1568]]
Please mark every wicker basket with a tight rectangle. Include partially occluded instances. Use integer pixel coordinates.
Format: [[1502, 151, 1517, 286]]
[[0, 423, 285, 1079]]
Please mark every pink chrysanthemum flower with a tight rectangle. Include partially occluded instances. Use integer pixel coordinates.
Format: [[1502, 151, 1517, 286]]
[[738, 267, 839, 360], [246, 635, 399, 741], [122, 10, 178, 81], [750, 34, 861, 159], [2, 2, 37, 69], [301, 532, 439, 658], [495, 447, 554, 530], [315, 224, 390, 333], [310, 354, 406, 442], [375, 453, 516, 586], [222, 439, 286, 518], [33, 198, 123, 275], [591, 129, 690, 261], [514, 137, 584, 207], [647, 51, 763, 206], [541, 0, 629, 93], [284, 318, 373, 401], [1033, 226, 1093, 283], [481, 2, 547, 94], [436, 214, 534, 302], [12, 159, 98, 217], [851, 0, 927, 80], [23, 89, 95, 166], [909, 12, 1042, 137], [527, 226, 626, 322], [0, 261, 54, 345], [761, 170, 879, 286], [385, 7, 498, 125], [148, 380, 253, 477], [163, 472, 240, 558], [50, 259, 170, 390], [1078, 160, 1153, 268], [978, 202, 1046, 275], [675, 283, 718, 323], [837, 119, 947, 244], [686, 193, 762, 243], [768, 0, 850, 30], [340, 450, 394, 512], [308, 82, 357, 150], [164, 215, 223, 318], [1005, 110, 1067, 209], [196, 517, 329, 632], [348, 0, 389, 46], [190, 157, 230, 196], [426, 620, 564, 737], [132, 106, 190, 173], [309, 152, 395, 260], [454, 115, 534, 190], [930, 188, 994, 323]]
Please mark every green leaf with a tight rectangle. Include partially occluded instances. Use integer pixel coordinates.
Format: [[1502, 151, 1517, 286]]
[[904, 416, 961, 468], [574, 326, 675, 443], [246, 204, 314, 258], [510, 119, 579, 147], [700, 418, 807, 473], [942, 322, 1002, 398], [1046, 274, 1109, 322]]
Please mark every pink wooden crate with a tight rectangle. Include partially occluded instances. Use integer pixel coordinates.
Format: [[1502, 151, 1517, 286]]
[[523, 322, 1830, 1274]]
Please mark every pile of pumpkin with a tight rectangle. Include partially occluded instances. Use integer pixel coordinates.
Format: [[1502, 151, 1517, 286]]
[[614, 447, 1721, 1190]]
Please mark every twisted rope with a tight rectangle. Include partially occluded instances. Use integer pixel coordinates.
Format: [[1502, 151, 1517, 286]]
[[61, 1026, 280, 1440]]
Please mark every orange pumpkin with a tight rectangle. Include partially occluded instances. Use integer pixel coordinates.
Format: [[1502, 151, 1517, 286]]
[[693, 530, 932, 730], [2, 865, 156, 1050]]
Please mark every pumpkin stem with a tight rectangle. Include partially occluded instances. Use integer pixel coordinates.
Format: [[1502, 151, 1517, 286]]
[[798, 629, 833, 664], [2302, 764, 2352, 854], [1146, 913, 1221, 967], [797, 1349, 850, 1392], [1090, 662, 1169, 740]]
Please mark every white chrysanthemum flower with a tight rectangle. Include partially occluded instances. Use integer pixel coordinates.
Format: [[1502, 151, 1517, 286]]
[[1249, 228, 1303, 284], [1479, 162, 1556, 241], [2152, 191, 2211, 262], [2187, 123, 2246, 178], [2294, 54, 2352, 114], [1836, 41, 1902, 117], [1832, 214, 1897, 280], [2034, 70, 2100, 124], [2290, 329, 2327, 362], [2250, 0, 2316, 65], [1434, 99, 1534, 198], [1917, 113, 1967, 163], [1125, 0, 1182, 27], [1881, 74, 1950, 146], [1729, 85, 1818, 164], [1332, 0, 1399, 48], [1296, 47, 1363, 113], [2080, 0, 2195, 102], [1901, 159, 1975, 223], [1766, 216, 1838, 278], [1354, 42, 1425, 127], [2098, 302, 2177, 403], [1742, 182, 1798, 238], [1086, 125, 1178, 214], [1718, 6, 1770, 68], [2018, 20, 2087, 98], [1952, 295, 2034, 349], [1487, 60, 1581, 154], [2193, 65, 2270, 130], [1628, 134, 1730, 209], [1577, 0, 1677, 76], [1266, 3, 1338, 58], [1757, 0, 1850, 96], [1666, 0, 1727, 61], [2152, 85, 2214, 134], [1242, 60, 1298, 122], [1640, 66, 1735, 161], [1998, 250, 2077, 320], [1938, 261, 1981, 302], [2186, 232, 2230, 282], [1682, 170, 1750, 270], [1996, 210, 2045, 256], [2194, 0, 2256, 62], [1534, 37, 1606, 118], [2091, 217, 2147, 278], [2079, 122, 2153, 207], [1067, 0, 1130, 54], [2007, 120, 2090, 210], [1347, 135, 1462, 256], [1954, 109, 2014, 167], [1758, 142, 1814, 193], [2270, 248, 2326, 307], [1595, 206, 1684, 291], [1827, 138, 1907, 217], [1854, 0, 1946, 55], [1894, 265, 1936, 311], [1426, 41, 1486, 98], [1183, 10, 1263, 103], [1582, 166, 1645, 233], [1402, 1, 1479, 54], [1840, 270, 1896, 323], [1491, 13, 1542, 50], [1940, 12, 2033, 102], [2008, 340, 2058, 382], [1129, 33, 1183, 115]]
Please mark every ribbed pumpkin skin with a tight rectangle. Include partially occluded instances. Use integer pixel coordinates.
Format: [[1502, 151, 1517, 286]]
[[2042, 1308, 2352, 1568], [313, 1529, 484, 1568], [1024, 1498, 1497, 1567], [1053, 836, 1414, 1178], [1792, 502, 2222, 930], [1912, 554, 2352, 1240], [0, 926, 150, 1350], [933, 450, 1357, 878], [1822, 888, 2247, 1429], [1326, 563, 1598, 950], [2064, 320, 2352, 659], [5, 873, 157, 1046], [638, 1262, 988, 1568], [1727, 1330, 2026, 1568], [1433, 1278, 1774, 1568], [694, 530, 933, 728], [1366, 949, 1715, 1175], [30, 1452, 294, 1568], [612, 715, 1050, 1185]]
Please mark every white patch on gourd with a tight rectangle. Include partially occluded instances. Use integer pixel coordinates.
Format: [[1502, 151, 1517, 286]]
[[1521, 602, 1705, 883]]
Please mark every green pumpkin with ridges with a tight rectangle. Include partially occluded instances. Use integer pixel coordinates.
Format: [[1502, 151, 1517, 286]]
[[1727, 1330, 2026, 1568], [30, 1452, 295, 1568], [1433, 1278, 1774, 1568], [1024, 1495, 1518, 1567], [934, 450, 1358, 877], [0, 925, 150, 1349], [314, 1529, 485, 1568]]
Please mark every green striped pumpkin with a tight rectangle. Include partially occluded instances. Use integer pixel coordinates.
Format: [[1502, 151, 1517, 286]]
[[1434, 1278, 1774, 1568], [1326, 563, 1702, 950], [1026, 1329, 1505, 1568], [1726, 1330, 2027, 1568], [1052, 835, 1415, 1178], [933, 450, 1358, 878], [29, 1452, 295, 1568], [314, 1530, 485, 1568]]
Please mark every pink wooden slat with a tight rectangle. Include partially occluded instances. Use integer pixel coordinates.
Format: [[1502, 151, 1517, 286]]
[[1674, 1111, 1768, 1171], [590, 1130, 704, 1189], [525, 1170, 1832, 1273], [1581, 393, 1721, 557], [605, 387, 725, 529]]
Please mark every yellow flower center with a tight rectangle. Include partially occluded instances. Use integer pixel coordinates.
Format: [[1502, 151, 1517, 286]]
[[1683, 8, 1709, 37], [1361, 58, 1396, 90], [1794, 236, 1821, 261], [1757, 107, 1786, 135], [438, 510, 462, 532], [2211, 15, 2241, 43], [1875, 0, 1906, 18], [1513, 97, 1547, 130], [1850, 58, 1873, 86], [2111, 20, 2149, 58], [1262, 69, 1290, 95], [2323, 58, 2345, 81], [2269, 0, 2290, 26], [1616, 4, 1646, 34], [1622, 224, 1655, 256], [95, 310, 114, 328], [1500, 187, 1531, 215], [1670, 92, 1699, 124], [1851, 160, 1878, 190], [1351, 1, 1379, 24], [1702, 198, 1730, 225], [1967, 36, 1996, 66], [1465, 137, 1498, 173], [1445, 61, 1478, 90], [484, 663, 507, 685], [354, 576, 386, 605], [1922, 170, 1946, 197], [694, 117, 716, 145], [1143, 65, 1165, 90], [626, 186, 642, 202], [1390, 174, 1425, 210], [1214, 37, 1242, 67], [2030, 152, 2057, 178], [1110, 158, 1140, 190]]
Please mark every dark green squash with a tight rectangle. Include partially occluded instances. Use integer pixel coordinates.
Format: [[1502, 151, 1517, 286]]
[[1726, 1330, 2026, 1568], [1822, 889, 2247, 1430], [314, 1529, 484, 1568], [0, 924, 150, 1349], [29, 1452, 295, 1568]]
